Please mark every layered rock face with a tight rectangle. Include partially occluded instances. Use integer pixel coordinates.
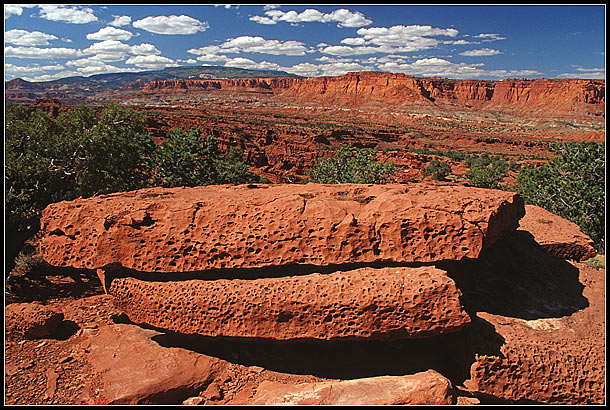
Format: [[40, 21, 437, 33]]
[[38, 183, 524, 273], [37, 183, 604, 404], [135, 72, 605, 118], [109, 266, 470, 341]]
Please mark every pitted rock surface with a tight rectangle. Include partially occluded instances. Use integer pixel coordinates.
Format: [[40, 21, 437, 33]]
[[108, 266, 470, 341], [229, 370, 456, 405], [518, 205, 596, 261], [38, 183, 524, 273], [5, 302, 64, 340]]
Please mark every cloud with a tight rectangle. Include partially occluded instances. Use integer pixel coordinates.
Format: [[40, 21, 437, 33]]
[[133, 15, 209, 35], [189, 36, 309, 57], [356, 25, 459, 47], [249, 15, 276, 25], [5, 29, 58, 46], [557, 67, 605, 80], [376, 57, 542, 79], [473, 33, 506, 42], [320, 24, 462, 56], [5, 4, 36, 19], [38, 5, 98, 24], [459, 48, 502, 57], [109, 15, 131, 27], [263, 5, 280, 11], [5, 63, 64, 77], [83, 40, 132, 56], [126, 55, 177, 69], [130, 43, 161, 55], [5, 46, 83, 59], [250, 7, 372, 28], [87, 26, 133, 41], [341, 37, 366, 46]]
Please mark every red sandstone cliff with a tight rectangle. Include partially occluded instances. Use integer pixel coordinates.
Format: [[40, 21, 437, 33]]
[[134, 72, 604, 117]]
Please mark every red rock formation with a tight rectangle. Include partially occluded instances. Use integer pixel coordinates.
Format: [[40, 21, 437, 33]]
[[518, 205, 596, 261], [229, 370, 456, 405], [27, 98, 62, 118], [37, 183, 525, 273], [5, 302, 64, 340], [108, 266, 470, 341], [441, 230, 605, 404], [134, 72, 605, 118]]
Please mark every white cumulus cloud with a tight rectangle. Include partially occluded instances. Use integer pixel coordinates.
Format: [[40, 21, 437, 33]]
[[250, 7, 372, 28], [38, 5, 98, 24], [5, 29, 58, 46], [126, 54, 177, 69], [87, 26, 133, 41], [188, 36, 309, 57], [460, 48, 502, 57], [109, 15, 131, 27], [133, 15, 209, 35], [5, 4, 36, 19], [5, 45, 83, 59]]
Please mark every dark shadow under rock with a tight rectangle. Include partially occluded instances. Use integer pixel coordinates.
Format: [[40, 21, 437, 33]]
[[438, 230, 588, 320]]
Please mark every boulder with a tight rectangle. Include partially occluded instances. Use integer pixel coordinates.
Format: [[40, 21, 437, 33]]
[[108, 266, 470, 341], [38, 183, 525, 274], [518, 204, 596, 261], [5, 302, 64, 340], [78, 324, 228, 404], [229, 370, 456, 405]]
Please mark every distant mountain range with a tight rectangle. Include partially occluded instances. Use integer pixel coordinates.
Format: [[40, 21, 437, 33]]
[[4, 65, 301, 101]]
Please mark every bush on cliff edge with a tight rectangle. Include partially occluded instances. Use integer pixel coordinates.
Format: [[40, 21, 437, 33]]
[[515, 141, 605, 250]]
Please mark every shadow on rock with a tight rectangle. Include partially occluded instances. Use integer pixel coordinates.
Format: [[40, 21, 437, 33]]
[[148, 329, 479, 381], [52, 320, 81, 341], [438, 230, 588, 320]]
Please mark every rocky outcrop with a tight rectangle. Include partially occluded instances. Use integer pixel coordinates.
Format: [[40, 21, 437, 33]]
[[37, 183, 525, 273], [108, 266, 470, 341], [5, 302, 64, 340], [518, 205, 596, 261], [229, 370, 456, 405]]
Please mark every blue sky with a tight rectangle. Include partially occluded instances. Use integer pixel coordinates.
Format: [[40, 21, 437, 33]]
[[4, 4, 606, 82]]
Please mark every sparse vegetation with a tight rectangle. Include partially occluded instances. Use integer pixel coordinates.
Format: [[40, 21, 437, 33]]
[[464, 154, 509, 189], [515, 141, 605, 250], [422, 159, 451, 181], [307, 143, 397, 184]]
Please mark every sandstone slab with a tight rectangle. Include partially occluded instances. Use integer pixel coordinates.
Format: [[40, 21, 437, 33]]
[[518, 204, 596, 261], [5, 302, 64, 340], [228, 370, 456, 405], [38, 183, 524, 273], [109, 266, 470, 341], [78, 324, 228, 404]]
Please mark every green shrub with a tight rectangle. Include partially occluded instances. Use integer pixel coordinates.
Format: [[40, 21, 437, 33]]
[[152, 127, 263, 187], [307, 144, 397, 184], [465, 154, 509, 189], [422, 159, 451, 181], [515, 141, 605, 249]]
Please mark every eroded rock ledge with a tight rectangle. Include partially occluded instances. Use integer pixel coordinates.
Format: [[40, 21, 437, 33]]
[[38, 183, 525, 273], [109, 266, 470, 341]]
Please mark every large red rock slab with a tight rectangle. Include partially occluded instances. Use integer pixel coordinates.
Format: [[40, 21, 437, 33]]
[[518, 204, 596, 261], [227, 370, 456, 405], [5, 302, 64, 340], [108, 266, 470, 341], [78, 324, 228, 404], [38, 183, 524, 273]]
